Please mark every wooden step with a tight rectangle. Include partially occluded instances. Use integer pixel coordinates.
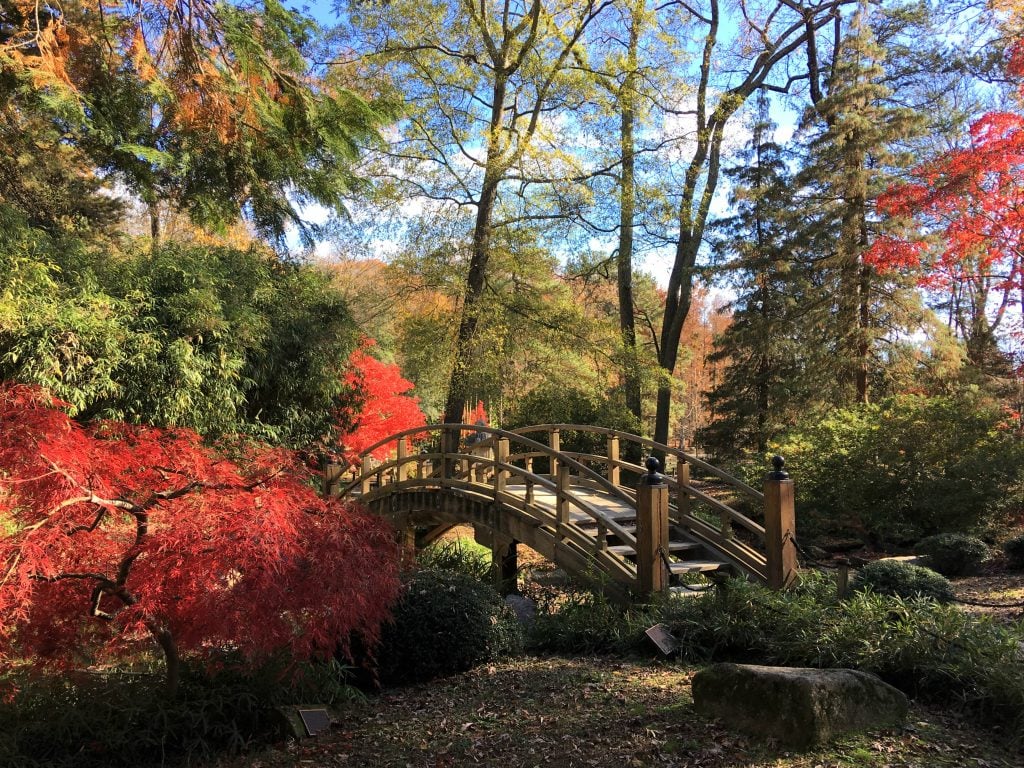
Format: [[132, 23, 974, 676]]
[[607, 541, 700, 556], [669, 560, 727, 574]]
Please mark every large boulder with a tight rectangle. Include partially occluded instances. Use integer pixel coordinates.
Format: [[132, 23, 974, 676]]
[[692, 663, 908, 748]]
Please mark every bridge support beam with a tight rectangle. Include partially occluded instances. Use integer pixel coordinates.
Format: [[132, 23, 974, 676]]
[[475, 526, 519, 596], [764, 456, 798, 590], [636, 459, 670, 596]]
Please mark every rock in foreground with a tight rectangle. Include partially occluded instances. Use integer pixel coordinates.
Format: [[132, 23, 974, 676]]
[[692, 663, 908, 748]]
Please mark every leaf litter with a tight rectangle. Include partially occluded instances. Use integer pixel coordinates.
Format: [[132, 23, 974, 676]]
[[213, 656, 1022, 768]]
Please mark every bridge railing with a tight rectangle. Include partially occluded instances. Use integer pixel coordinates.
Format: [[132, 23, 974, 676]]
[[338, 423, 796, 589], [339, 423, 652, 590], [507, 425, 772, 583]]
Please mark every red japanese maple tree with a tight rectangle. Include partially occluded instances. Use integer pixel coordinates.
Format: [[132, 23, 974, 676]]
[[336, 341, 426, 465], [0, 384, 401, 694], [866, 49, 1024, 371]]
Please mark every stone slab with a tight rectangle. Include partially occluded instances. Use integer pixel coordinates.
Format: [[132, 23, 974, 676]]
[[692, 663, 908, 748]]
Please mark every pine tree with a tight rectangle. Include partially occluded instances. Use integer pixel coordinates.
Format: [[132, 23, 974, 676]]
[[797, 1, 922, 405], [702, 96, 830, 456]]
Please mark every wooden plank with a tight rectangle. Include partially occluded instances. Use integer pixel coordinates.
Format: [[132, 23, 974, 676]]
[[668, 560, 726, 573]]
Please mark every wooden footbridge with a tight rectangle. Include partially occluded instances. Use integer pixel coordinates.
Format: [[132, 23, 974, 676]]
[[327, 424, 797, 601]]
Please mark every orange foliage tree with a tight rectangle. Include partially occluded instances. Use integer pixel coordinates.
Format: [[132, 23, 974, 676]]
[[1, 0, 391, 243], [0, 384, 401, 694]]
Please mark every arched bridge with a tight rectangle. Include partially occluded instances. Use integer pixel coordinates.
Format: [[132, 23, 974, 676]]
[[331, 424, 797, 600]]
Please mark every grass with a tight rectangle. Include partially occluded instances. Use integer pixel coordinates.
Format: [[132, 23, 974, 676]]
[[211, 656, 1023, 768]]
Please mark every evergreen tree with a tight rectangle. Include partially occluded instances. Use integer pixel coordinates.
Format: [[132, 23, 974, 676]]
[[702, 97, 830, 456], [797, 1, 923, 405]]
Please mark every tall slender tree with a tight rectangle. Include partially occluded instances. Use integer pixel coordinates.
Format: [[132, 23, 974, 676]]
[[651, 0, 857, 449], [337, 0, 613, 427], [702, 96, 826, 455], [799, 1, 921, 404]]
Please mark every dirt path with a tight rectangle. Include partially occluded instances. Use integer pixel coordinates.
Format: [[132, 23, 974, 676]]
[[953, 573, 1024, 624], [216, 657, 1021, 768]]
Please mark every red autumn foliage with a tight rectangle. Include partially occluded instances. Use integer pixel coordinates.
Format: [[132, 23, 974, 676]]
[[866, 109, 1024, 366], [465, 399, 488, 425], [336, 341, 427, 465], [0, 384, 401, 691]]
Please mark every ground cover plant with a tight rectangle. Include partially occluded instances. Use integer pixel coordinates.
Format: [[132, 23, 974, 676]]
[[0, 657, 357, 768], [915, 533, 991, 576], [851, 560, 956, 602], [528, 572, 1024, 741]]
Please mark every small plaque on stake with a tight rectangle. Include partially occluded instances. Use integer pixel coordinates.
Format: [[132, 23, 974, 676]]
[[645, 623, 679, 655], [297, 708, 331, 737]]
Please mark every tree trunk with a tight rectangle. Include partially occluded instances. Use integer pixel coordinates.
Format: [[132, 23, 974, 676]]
[[616, 8, 642, 423], [443, 72, 509, 426], [148, 200, 160, 248], [150, 623, 181, 696]]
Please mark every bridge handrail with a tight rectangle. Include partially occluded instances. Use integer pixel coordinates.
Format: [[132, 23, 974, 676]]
[[509, 424, 763, 501], [352, 451, 641, 551], [342, 423, 639, 512], [548, 450, 768, 540]]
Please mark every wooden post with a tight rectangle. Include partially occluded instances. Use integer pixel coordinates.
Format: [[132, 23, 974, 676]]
[[676, 459, 690, 524], [396, 439, 408, 482], [321, 462, 344, 498], [491, 535, 518, 596], [360, 456, 372, 494], [441, 428, 455, 480], [495, 438, 509, 497], [549, 428, 560, 479], [398, 513, 417, 567], [636, 457, 670, 596], [836, 559, 850, 599], [607, 434, 620, 486], [764, 455, 798, 590], [556, 463, 571, 528]]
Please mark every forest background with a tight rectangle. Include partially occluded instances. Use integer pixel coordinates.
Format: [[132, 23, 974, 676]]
[[2, 0, 1024, 547]]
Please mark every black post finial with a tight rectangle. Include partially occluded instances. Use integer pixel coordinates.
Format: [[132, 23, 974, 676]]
[[643, 456, 666, 485], [769, 454, 789, 480]]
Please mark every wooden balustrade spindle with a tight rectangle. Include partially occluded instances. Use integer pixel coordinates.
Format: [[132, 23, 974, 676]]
[[550, 428, 560, 479], [676, 459, 690, 524], [607, 435, 620, 486], [397, 439, 408, 482], [495, 438, 509, 496], [361, 456, 372, 494], [556, 463, 571, 528]]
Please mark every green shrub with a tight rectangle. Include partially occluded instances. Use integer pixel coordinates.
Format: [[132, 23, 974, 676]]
[[418, 538, 493, 581], [1004, 533, 1024, 571], [852, 560, 955, 603], [0, 658, 355, 768], [771, 394, 1024, 543], [526, 589, 657, 656], [376, 569, 522, 684], [916, 533, 990, 576], [523, 573, 1024, 737]]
